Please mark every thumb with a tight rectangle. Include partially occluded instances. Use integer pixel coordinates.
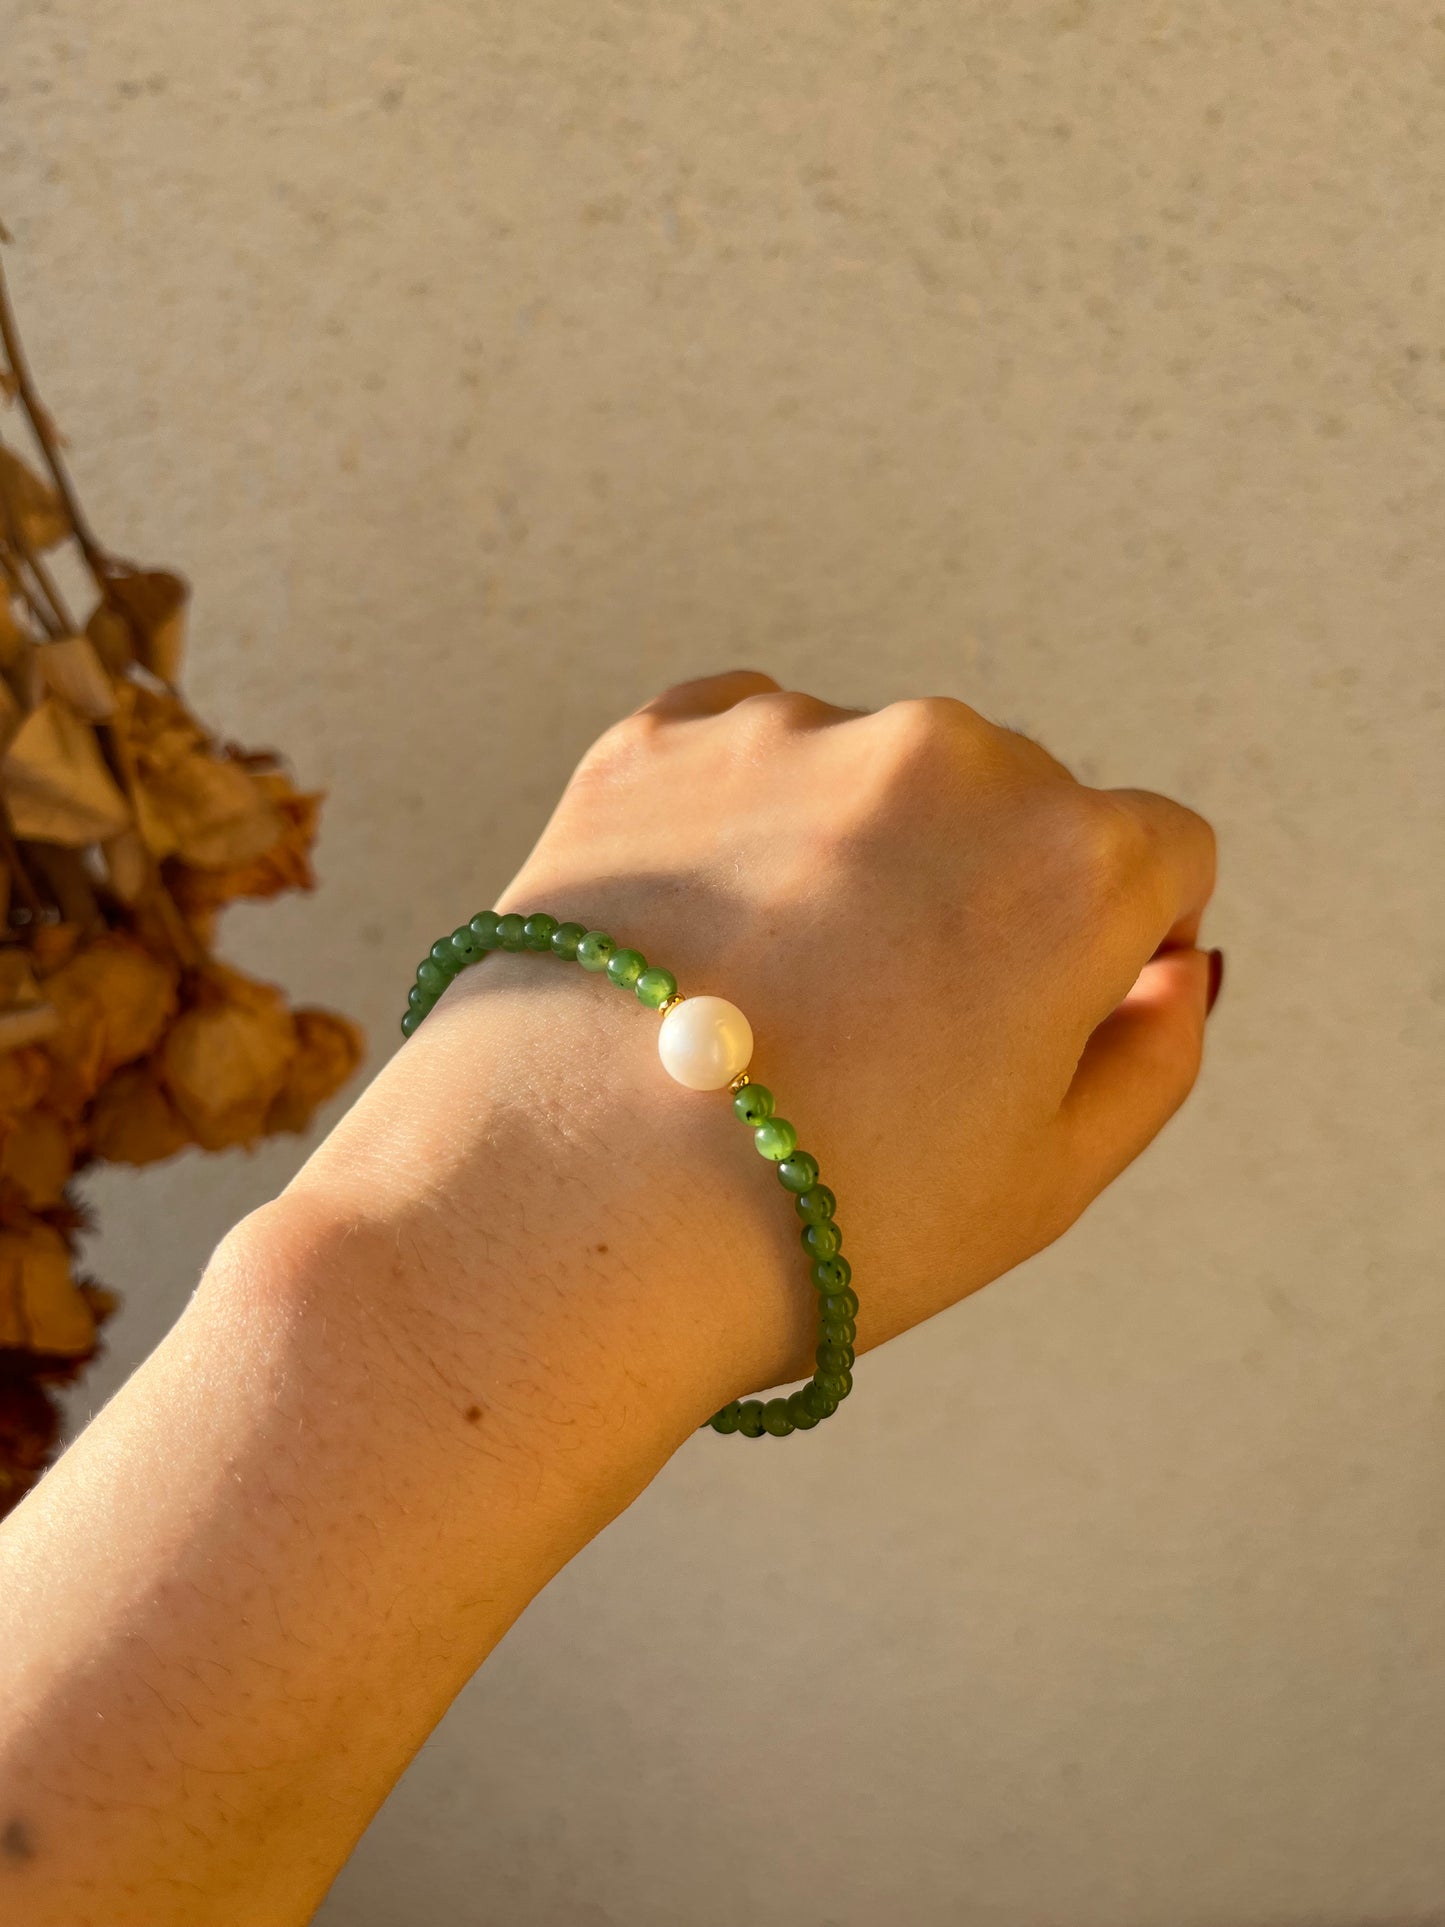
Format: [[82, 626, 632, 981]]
[[1054, 947, 1214, 1204]]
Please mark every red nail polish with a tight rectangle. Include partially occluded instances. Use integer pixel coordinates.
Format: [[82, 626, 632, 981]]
[[1206, 948, 1225, 1015]]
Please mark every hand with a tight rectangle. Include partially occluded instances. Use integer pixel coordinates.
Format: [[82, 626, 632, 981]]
[[0, 670, 1217, 1927], [304, 668, 1217, 1425]]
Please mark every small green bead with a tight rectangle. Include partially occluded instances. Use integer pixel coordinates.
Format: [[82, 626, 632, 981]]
[[820, 1315, 856, 1347], [754, 1117, 797, 1161], [815, 1371, 849, 1401], [816, 1342, 854, 1375], [785, 1390, 820, 1430], [709, 1401, 743, 1434], [732, 1082, 774, 1126], [576, 930, 617, 972], [469, 911, 501, 948], [835, 1367, 854, 1400], [400, 1009, 422, 1038], [523, 913, 559, 952], [430, 939, 461, 971], [811, 1255, 852, 1294], [761, 1397, 795, 1437], [450, 925, 484, 963], [795, 1184, 837, 1225], [797, 1382, 828, 1420], [495, 913, 527, 951], [736, 1399, 766, 1438], [416, 959, 447, 994], [407, 984, 432, 1011], [802, 1220, 842, 1260], [809, 1379, 841, 1417], [777, 1151, 820, 1194], [634, 966, 677, 1009], [820, 1285, 860, 1320], [550, 921, 586, 960], [607, 947, 647, 989]]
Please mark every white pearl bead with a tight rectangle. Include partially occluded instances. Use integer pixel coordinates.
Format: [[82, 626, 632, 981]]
[[657, 995, 754, 1091]]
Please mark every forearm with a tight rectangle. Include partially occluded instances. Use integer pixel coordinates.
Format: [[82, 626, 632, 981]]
[[0, 962, 742, 1926]]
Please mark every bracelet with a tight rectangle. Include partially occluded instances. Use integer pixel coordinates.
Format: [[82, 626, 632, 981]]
[[400, 910, 858, 1437]]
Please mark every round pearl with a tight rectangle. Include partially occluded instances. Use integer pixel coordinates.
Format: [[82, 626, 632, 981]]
[[657, 995, 754, 1091]]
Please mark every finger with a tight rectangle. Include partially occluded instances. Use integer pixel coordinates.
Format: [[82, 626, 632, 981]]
[[1052, 946, 1212, 1206], [1101, 786, 1218, 950], [634, 668, 783, 721]]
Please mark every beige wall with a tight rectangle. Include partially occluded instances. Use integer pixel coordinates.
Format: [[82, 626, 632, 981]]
[[9, 4, 1444, 1921]]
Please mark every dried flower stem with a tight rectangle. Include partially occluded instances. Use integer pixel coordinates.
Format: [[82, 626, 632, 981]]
[[0, 794, 44, 919], [0, 249, 109, 589]]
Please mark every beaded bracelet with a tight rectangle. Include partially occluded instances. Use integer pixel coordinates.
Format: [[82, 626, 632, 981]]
[[401, 910, 857, 1436]]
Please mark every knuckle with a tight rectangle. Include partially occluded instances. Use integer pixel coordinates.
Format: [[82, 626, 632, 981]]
[[1056, 794, 1154, 900], [570, 709, 660, 787]]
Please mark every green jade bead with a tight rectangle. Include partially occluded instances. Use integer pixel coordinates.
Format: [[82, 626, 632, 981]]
[[416, 959, 447, 995], [408, 984, 432, 1011], [761, 1397, 795, 1437], [576, 930, 617, 972], [708, 1401, 743, 1434], [811, 1254, 852, 1293], [835, 1367, 854, 1399], [805, 1380, 840, 1418], [820, 1285, 859, 1320], [634, 966, 677, 1009], [550, 920, 586, 960], [816, 1342, 853, 1375], [802, 1220, 842, 1260], [785, 1390, 820, 1430], [777, 1151, 820, 1194], [814, 1370, 849, 1402], [732, 1082, 774, 1126], [430, 939, 461, 972], [736, 1399, 767, 1438], [607, 948, 647, 989], [469, 911, 501, 948], [495, 913, 527, 951], [400, 1009, 422, 1038], [820, 1315, 856, 1347], [523, 913, 559, 952], [795, 1184, 837, 1225], [753, 1117, 797, 1161], [450, 925, 484, 963]]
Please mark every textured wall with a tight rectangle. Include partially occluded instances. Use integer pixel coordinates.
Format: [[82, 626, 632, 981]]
[[6, 3, 1444, 1922]]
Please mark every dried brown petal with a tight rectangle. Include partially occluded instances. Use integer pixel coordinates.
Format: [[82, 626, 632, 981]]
[[166, 775, 322, 912], [35, 972, 106, 1120], [85, 600, 134, 675], [0, 448, 69, 551], [86, 1061, 190, 1166], [0, 1005, 59, 1055], [0, 1223, 95, 1356], [1, 696, 131, 846], [117, 682, 282, 868], [34, 635, 115, 722], [161, 965, 297, 1151], [0, 952, 42, 1008], [105, 569, 188, 682], [48, 934, 178, 1071], [100, 827, 151, 904], [0, 1046, 51, 1117], [0, 1110, 72, 1208], [29, 923, 81, 975], [265, 1007, 364, 1135]]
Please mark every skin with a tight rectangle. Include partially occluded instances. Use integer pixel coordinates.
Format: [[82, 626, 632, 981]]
[[0, 672, 1217, 1925]]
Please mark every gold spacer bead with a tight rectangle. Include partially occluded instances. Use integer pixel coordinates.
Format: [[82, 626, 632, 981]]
[[728, 1071, 751, 1094], [658, 993, 686, 1016]]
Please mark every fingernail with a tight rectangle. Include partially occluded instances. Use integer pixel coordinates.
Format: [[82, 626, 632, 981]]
[[1206, 948, 1225, 1015]]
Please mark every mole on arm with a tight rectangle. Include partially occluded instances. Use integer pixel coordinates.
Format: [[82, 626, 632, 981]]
[[1, 1817, 35, 1863]]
